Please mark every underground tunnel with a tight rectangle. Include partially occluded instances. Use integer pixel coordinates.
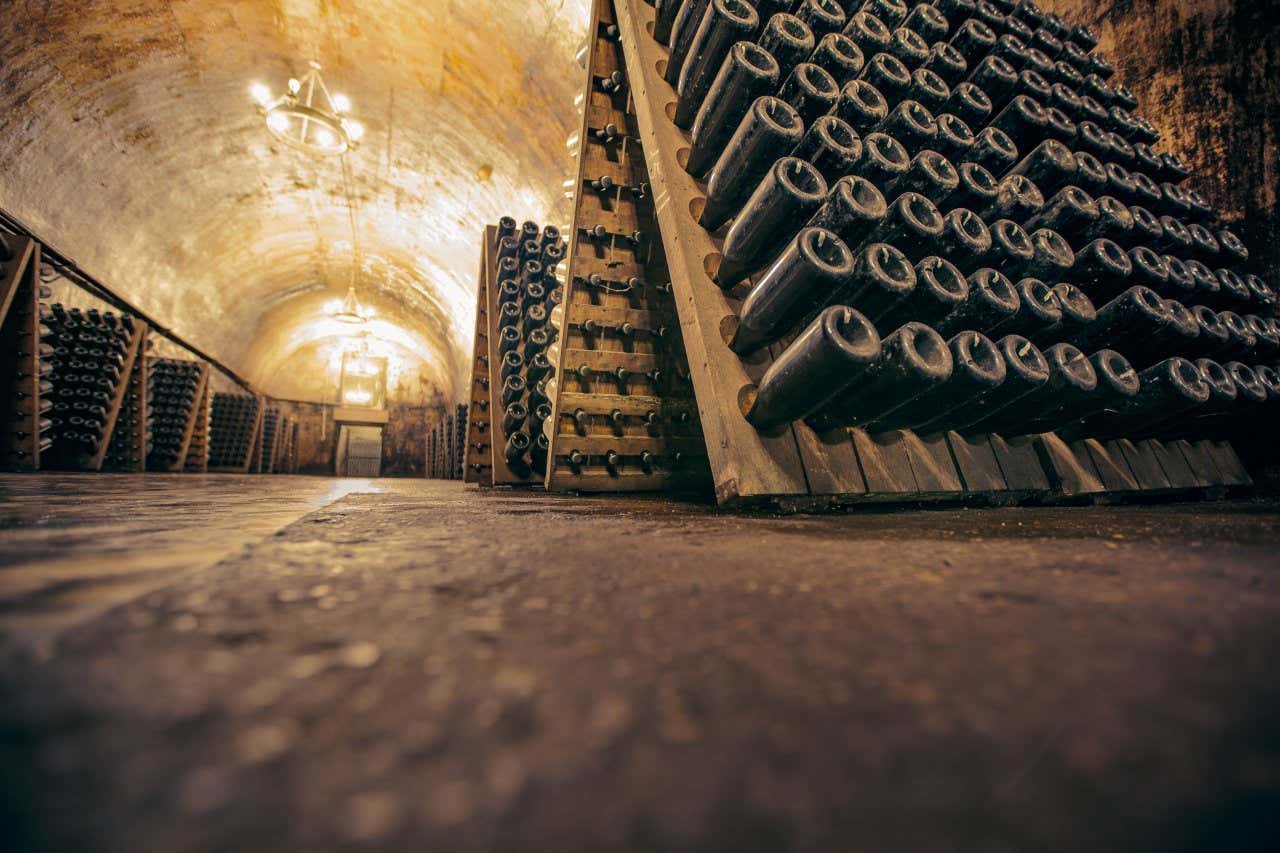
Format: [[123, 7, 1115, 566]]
[[1, 1, 1279, 851]]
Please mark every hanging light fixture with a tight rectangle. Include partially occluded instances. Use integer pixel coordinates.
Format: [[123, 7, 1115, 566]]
[[328, 285, 373, 326], [250, 61, 364, 155]]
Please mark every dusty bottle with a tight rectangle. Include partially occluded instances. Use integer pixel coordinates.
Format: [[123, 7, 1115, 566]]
[[923, 42, 968, 87], [674, 0, 762, 130], [807, 321, 954, 431], [887, 27, 931, 67], [796, 0, 847, 40], [1128, 246, 1170, 293], [1006, 139, 1078, 196], [969, 126, 1018, 175], [968, 54, 1018, 107], [791, 115, 864, 186], [863, 191, 945, 259], [745, 305, 882, 430], [687, 42, 781, 178], [858, 52, 913, 104], [836, 242, 919, 322], [970, 341, 1096, 434], [842, 11, 892, 59], [933, 113, 974, 162], [1023, 185, 1098, 237], [731, 227, 856, 355], [885, 150, 959, 204], [715, 157, 828, 286], [806, 175, 889, 250], [934, 268, 1021, 334], [997, 277, 1063, 338], [862, 0, 909, 28], [810, 32, 866, 83], [701, 96, 805, 231], [1070, 285, 1172, 353], [869, 330, 1006, 432], [666, 0, 714, 85], [878, 255, 970, 328], [947, 162, 998, 210], [874, 99, 938, 154], [857, 132, 911, 193], [990, 94, 1049, 150], [933, 207, 993, 260], [1061, 356, 1210, 441], [832, 78, 889, 134], [779, 62, 841, 124], [948, 17, 996, 64], [932, 334, 1050, 434], [904, 3, 950, 43], [1070, 237, 1132, 300], [760, 13, 817, 82], [982, 173, 1043, 223], [654, 0, 681, 44], [944, 81, 993, 127]]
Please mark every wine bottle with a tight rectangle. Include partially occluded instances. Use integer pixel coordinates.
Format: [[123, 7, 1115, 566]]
[[831, 78, 889, 134], [869, 329, 1005, 431], [885, 150, 959, 203], [923, 42, 968, 87], [835, 241, 919, 322], [969, 126, 1018, 175], [934, 268, 1020, 334], [808, 321, 954, 431], [715, 157, 828, 287], [745, 305, 882, 429], [779, 62, 841, 123], [925, 334, 1049, 433], [806, 175, 889, 249], [933, 206, 993, 260], [791, 115, 864, 186], [857, 132, 911, 193], [947, 161, 999, 210], [810, 32, 866, 84], [701, 96, 805, 231], [982, 173, 1043, 223], [674, 0, 761, 130], [877, 255, 970, 328], [858, 52, 913, 104], [666, 0, 714, 85], [687, 42, 782, 177], [874, 99, 938, 154], [760, 13, 817, 82], [730, 227, 855, 355]]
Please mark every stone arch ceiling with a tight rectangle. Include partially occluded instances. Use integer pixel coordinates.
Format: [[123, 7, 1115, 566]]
[[0, 0, 590, 403]]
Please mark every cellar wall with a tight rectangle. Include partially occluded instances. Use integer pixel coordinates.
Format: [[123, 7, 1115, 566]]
[[1049, 0, 1280, 280]]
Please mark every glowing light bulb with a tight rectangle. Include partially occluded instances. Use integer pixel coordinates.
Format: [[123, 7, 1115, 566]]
[[267, 111, 290, 132], [315, 127, 336, 148], [344, 120, 364, 142], [288, 78, 301, 94], [332, 93, 351, 113], [250, 83, 272, 106]]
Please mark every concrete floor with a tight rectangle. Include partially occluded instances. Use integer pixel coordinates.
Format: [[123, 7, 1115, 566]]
[[2, 476, 1279, 852]]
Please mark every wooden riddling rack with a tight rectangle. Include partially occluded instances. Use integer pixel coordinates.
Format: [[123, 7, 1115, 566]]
[[0, 235, 49, 471], [207, 392, 264, 474], [426, 403, 467, 480], [101, 326, 150, 472], [143, 357, 209, 472], [462, 242, 495, 485], [542, 0, 711, 494], [611, 0, 1257, 508]]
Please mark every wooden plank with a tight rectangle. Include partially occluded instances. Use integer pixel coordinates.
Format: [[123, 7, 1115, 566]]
[[565, 303, 657, 331], [1147, 439, 1200, 490], [1034, 433, 1104, 497], [612, 0, 807, 505], [1082, 438, 1140, 492], [550, 433, 704, 455], [989, 434, 1052, 492], [183, 382, 211, 473], [792, 423, 866, 496], [1112, 439, 1172, 491], [1203, 440, 1252, 486], [1171, 439, 1222, 487], [851, 429, 917, 494], [944, 432, 1009, 494], [104, 328, 149, 472], [900, 430, 964, 494], [562, 347, 658, 374], [86, 321, 146, 471]]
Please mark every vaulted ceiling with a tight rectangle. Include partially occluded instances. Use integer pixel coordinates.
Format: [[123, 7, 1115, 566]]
[[0, 0, 588, 403]]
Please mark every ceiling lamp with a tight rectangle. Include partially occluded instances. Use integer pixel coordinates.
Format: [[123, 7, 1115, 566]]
[[251, 61, 364, 155], [329, 285, 373, 326]]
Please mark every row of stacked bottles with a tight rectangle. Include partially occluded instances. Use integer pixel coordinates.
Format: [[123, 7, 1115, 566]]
[[649, 0, 1277, 445], [426, 403, 468, 479]]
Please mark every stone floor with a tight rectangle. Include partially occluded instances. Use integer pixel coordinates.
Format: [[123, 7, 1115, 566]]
[[2, 475, 1279, 852]]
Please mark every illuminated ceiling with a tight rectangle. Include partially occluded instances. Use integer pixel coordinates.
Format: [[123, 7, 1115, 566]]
[[0, 0, 589, 403]]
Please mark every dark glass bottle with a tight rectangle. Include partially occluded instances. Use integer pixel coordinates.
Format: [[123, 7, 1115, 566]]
[[1061, 357, 1209, 441], [1128, 246, 1170, 292], [796, 0, 847, 40], [857, 132, 911, 193], [666, 0, 714, 85], [1024, 185, 1098, 236], [878, 256, 970, 328], [837, 242, 919, 322], [904, 3, 949, 43], [745, 305, 882, 430], [864, 191, 945, 259], [791, 115, 864, 186], [909, 66, 951, 113], [654, 0, 681, 45], [810, 32, 866, 84], [981, 218, 1036, 272], [858, 52, 913, 104], [923, 42, 968, 87], [998, 276, 1063, 338], [715, 157, 829, 287], [934, 268, 1021, 334], [687, 42, 781, 178], [1032, 283, 1096, 345], [934, 113, 974, 162], [760, 13, 817, 82], [731, 227, 856, 355], [674, 0, 762, 130], [970, 342, 1096, 435], [1129, 204, 1165, 248], [948, 17, 996, 64], [842, 11, 893, 59], [1071, 237, 1132, 300], [1069, 285, 1171, 353], [1008, 229, 1075, 284], [919, 333, 1049, 434], [701, 96, 805, 231], [887, 27, 931, 67], [807, 175, 889, 249], [778, 62, 840, 124], [948, 161, 998, 210], [933, 206, 993, 260], [989, 94, 1048, 150], [981, 174, 1043, 223], [967, 54, 1018, 107], [944, 81, 993, 127], [885, 150, 959, 203], [968, 125, 1018, 174], [832, 79, 889, 133], [808, 321, 954, 431], [874, 99, 938, 153], [869, 330, 1005, 432]]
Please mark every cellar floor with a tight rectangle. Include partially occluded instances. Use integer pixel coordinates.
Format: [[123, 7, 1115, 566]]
[[2, 476, 1279, 852]]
